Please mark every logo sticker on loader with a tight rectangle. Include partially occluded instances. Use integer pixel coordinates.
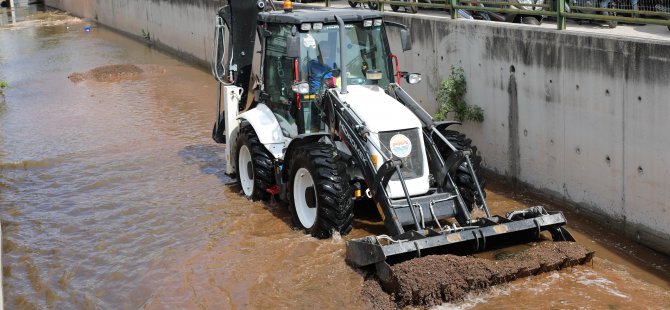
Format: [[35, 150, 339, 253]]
[[390, 134, 412, 158]]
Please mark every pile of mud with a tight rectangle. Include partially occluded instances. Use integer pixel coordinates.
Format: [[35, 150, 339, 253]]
[[361, 242, 594, 309], [68, 64, 166, 83], [361, 279, 397, 310]]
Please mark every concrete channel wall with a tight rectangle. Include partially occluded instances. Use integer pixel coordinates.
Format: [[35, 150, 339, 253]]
[[44, 0, 224, 66], [44, 0, 670, 255], [383, 14, 670, 255]]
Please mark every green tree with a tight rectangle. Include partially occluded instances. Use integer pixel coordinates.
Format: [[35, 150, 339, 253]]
[[434, 66, 483, 122]]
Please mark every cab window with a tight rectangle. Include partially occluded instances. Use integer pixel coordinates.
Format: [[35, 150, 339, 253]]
[[264, 23, 298, 137]]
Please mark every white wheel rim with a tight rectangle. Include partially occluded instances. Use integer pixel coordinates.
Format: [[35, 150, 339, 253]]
[[238, 145, 254, 197], [293, 167, 317, 229]]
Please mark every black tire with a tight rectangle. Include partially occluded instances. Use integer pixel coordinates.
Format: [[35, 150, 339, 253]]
[[391, 0, 417, 13], [435, 129, 487, 210], [212, 118, 225, 144], [601, 9, 617, 28], [607, 20, 617, 28], [409, 3, 418, 13], [606, 15, 617, 28], [288, 143, 354, 239], [521, 16, 541, 25], [367, 1, 379, 10], [236, 121, 275, 201], [348, 1, 358, 7]]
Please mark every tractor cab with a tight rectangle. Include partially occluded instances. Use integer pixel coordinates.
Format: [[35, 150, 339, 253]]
[[257, 9, 397, 136]]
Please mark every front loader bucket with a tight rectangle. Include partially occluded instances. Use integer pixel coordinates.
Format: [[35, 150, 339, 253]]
[[346, 208, 574, 268]]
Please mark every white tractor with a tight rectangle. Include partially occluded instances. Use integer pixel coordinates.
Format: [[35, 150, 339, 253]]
[[212, 0, 574, 269]]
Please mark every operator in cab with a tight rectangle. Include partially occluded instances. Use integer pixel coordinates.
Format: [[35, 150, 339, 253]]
[[304, 34, 338, 94]]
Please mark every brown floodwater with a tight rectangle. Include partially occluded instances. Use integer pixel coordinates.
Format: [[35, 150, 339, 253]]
[[1, 6, 668, 310]]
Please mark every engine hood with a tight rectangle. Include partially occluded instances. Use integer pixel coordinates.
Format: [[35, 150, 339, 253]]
[[337, 85, 422, 133]]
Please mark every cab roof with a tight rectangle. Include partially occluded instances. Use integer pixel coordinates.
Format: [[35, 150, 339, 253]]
[[258, 8, 383, 25]]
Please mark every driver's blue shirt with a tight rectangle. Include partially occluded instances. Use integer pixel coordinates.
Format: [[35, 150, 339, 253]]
[[308, 60, 334, 93]]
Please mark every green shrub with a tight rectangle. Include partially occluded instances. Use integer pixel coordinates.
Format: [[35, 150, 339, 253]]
[[0, 80, 7, 89], [141, 29, 151, 41], [434, 66, 484, 122]]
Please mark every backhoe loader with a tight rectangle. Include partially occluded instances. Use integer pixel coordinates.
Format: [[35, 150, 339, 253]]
[[211, 0, 575, 274]]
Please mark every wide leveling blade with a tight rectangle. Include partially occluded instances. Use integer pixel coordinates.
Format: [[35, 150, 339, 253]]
[[366, 241, 595, 308], [346, 207, 575, 268]]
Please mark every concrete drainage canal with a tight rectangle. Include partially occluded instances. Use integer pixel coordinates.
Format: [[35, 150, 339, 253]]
[[0, 5, 669, 309]]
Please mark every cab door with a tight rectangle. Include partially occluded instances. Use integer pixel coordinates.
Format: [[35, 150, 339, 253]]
[[262, 23, 299, 138]]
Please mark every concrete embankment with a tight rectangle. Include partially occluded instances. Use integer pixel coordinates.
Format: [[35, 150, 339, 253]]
[[44, 0, 670, 255], [44, 0, 221, 67], [382, 13, 670, 256]]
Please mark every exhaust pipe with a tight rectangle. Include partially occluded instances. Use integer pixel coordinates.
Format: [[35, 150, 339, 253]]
[[335, 15, 348, 94]]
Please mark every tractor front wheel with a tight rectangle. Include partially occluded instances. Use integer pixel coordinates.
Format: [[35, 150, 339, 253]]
[[435, 129, 487, 210], [288, 143, 353, 239], [236, 121, 275, 201]]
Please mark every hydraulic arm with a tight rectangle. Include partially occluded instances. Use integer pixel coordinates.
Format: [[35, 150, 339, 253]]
[[212, 0, 266, 143]]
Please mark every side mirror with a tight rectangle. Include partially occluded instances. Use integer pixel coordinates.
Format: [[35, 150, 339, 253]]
[[400, 28, 412, 52], [287, 35, 300, 58]]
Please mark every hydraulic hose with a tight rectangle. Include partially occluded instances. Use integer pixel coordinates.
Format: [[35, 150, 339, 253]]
[[212, 16, 226, 83]]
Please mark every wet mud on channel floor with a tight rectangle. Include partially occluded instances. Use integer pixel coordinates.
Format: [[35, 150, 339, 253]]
[[67, 64, 167, 83], [361, 242, 594, 309]]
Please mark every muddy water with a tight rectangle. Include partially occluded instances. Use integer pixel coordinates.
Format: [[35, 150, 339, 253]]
[[444, 179, 670, 309], [0, 7, 668, 310]]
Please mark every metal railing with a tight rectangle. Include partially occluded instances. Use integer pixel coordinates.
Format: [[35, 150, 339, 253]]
[[340, 0, 670, 30]]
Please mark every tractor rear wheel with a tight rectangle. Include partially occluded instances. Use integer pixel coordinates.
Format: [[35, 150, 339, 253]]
[[435, 129, 487, 210], [288, 143, 354, 239], [236, 121, 275, 201]]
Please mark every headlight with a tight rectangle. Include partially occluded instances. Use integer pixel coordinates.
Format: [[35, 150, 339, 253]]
[[363, 20, 373, 27], [406, 73, 422, 85]]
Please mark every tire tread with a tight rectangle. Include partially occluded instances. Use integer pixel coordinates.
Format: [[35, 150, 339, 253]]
[[436, 129, 487, 209], [288, 143, 354, 238], [237, 121, 275, 201]]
